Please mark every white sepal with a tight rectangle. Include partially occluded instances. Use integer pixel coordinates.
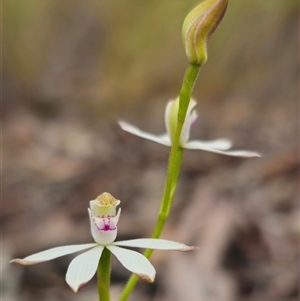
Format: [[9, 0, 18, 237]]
[[185, 139, 232, 150], [113, 238, 197, 251], [66, 246, 104, 293], [106, 245, 156, 282], [119, 121, 171, 146], [184, 142, 261, 157], [10, 244, 97, 265]]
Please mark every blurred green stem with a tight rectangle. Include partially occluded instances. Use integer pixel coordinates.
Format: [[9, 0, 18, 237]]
[[98, 248, 111, 301], [119, 64, 200, 301]]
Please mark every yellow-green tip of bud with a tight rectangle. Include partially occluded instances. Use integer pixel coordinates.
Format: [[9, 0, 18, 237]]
[[182, 0, 228, 66]]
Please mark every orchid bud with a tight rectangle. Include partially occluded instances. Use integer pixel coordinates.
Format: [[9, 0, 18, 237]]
[[182, 0, 228, 66]]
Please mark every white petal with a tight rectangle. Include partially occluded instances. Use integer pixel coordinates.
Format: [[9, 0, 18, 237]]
[[66, 246, 104, 292], [118, 121, 171, 146], [184, 142, 261, 158], [107, 245, 156, 282], [10, 244, 97, 265], [184, 139, 232, 150], [180, 99, 198, 145], [113, 238, 197, 251]]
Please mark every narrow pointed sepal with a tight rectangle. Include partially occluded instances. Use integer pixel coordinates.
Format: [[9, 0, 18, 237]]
[[66, 246, 104, 293], [10, 244, 97, 265], [185, 139, 232, 150], [184, 141, 261, 158], [118, 121, 171, 146], [106, 245, 156, 282], [113, 238, 197, 251]]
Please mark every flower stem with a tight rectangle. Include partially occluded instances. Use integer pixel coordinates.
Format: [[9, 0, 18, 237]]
[[98, 247, 111, 301], [119, 64, 200, 301]]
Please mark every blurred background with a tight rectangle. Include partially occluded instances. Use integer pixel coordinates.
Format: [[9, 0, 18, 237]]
[[2, 0, 299, 300]]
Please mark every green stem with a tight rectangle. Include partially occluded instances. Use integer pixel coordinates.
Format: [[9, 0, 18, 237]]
[[119, 64, 200, 301], [98, 248, 111, 301]]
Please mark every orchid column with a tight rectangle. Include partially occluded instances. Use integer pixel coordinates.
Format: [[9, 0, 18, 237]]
[[119, 0, 230, 300]]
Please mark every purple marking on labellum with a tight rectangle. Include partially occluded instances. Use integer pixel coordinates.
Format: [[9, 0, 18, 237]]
[[103, 224, 111, 231], [90, 212, 118, 231]]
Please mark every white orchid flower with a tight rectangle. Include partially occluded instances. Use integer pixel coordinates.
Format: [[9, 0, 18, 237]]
[[11, 192, 196, 293], [119, 97, 260, 158]]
